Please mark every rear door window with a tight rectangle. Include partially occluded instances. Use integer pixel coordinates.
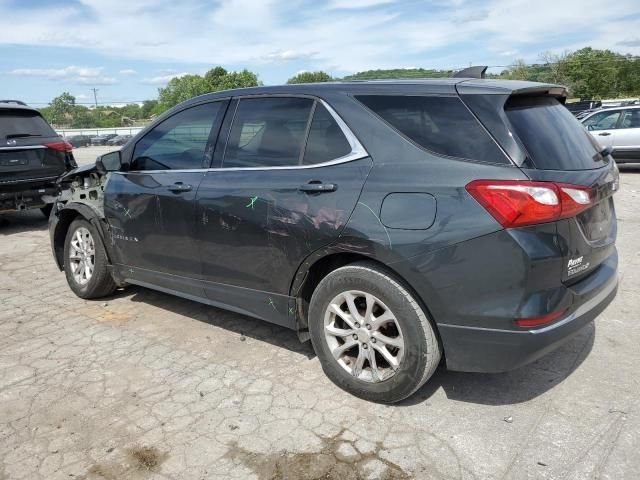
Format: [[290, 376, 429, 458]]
[[505, 96, 606, 170], [0, 110, 57, 139], [356, 95, 508, 164], [620, 109, 640, 129], [223, 97, 314, 168]]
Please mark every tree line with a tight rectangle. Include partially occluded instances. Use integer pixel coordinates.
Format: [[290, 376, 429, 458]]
[[40, 47, 640, 128]]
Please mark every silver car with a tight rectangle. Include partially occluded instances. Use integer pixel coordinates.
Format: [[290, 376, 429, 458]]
[[582, 106, 640, 163]]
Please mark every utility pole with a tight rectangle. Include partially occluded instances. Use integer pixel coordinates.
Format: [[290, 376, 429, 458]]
[[90, 88, 99, 108]]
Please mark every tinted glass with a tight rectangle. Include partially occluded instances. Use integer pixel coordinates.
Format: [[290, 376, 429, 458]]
[[132, 102, 223, 170], [583, 110, 621, 130], [303, 104, 351, 165], [356, 95, 507, 163], [0, 110, 56, 138], [506, 96, 606, 171], [620, 109, 640, 129], [224, 97, 313, 168]]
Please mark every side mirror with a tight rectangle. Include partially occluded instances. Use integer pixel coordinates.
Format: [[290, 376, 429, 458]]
[[96, 151, 122, 174]]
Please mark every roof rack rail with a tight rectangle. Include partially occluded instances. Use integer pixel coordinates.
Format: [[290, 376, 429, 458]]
[[452, 66, 487, 79], [0, 99, 28, 106]]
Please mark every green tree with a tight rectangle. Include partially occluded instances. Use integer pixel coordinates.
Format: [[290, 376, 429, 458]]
[[140, 100, 161, 118], [287, 71, 333, 84], [156, 67, 259, 112], [561, 48, 621, 99], [208, 68, 259, 91], [48, 92, 76, 126], [157, 74, 211, 111], [343, 68, 452, 80]]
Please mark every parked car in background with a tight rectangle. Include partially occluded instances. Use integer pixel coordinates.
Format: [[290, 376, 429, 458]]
[[582, 106, 640, 163], [66, 135, 91, 148], [106, 134, 132, 146], [566, 100, 602, 117], [50, 78, 618, 403], [0, 100, 76, 215], [90, 133, 118, 146]]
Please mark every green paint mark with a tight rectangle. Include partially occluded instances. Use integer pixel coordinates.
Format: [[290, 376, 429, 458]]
[[128, 268, 135, 274], [268, 297, 277, 311], [246, 196, 258, 209], [288, 307, 295, 316]]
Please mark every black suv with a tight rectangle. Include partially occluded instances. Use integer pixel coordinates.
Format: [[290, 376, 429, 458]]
[[49, 78, 618, 403], [1, 100, 76, 215]]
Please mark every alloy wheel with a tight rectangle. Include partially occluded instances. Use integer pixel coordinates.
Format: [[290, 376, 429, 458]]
[[323, 290, 405, 382]]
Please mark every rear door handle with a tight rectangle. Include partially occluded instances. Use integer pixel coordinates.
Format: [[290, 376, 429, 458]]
[[298, 182, 337, 193], [167, 182, 193, 193], [598, 132, 612, 136]]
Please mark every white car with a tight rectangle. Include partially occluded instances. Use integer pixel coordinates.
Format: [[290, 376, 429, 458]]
[[582, 106, 640, 164]]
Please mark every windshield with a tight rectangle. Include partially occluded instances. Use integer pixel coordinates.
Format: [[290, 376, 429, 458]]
[[505, 96, 607, 171]]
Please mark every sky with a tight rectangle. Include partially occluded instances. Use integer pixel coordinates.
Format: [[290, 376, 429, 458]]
[[1, 0, 639, 106]]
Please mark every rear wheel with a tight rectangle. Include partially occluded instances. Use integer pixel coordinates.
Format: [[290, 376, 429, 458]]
[[309, 262, 441, 403], [64, 218, 116, 299]]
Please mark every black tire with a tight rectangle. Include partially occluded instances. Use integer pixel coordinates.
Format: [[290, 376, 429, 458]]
[[40, 204, 53, 218], [64, 218, 116, 299], [309, 262, 441, 403]]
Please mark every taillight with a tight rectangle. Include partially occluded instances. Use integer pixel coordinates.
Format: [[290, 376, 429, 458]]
[[465, 180, 593, 228], [515, 309, 566, 328], [45, 141, 73, 153]]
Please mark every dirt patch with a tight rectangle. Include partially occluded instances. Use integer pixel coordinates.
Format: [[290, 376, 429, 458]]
[[83, 446, 167, 479], [128, 446, 167, 471], [225, 430, 411, 480]]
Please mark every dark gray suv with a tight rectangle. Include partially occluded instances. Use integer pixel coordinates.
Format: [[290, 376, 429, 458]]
[[49, 78, 618, 403], [1, 100, 76, 215]]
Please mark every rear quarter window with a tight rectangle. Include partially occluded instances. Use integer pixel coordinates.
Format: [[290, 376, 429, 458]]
[[356, 95, 509, 164]]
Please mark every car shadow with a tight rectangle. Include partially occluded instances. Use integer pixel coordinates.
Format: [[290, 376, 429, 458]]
[[0, 209, 49, 234], [402, 322, 595, 406], [120, 285, 316, 359], [104, 283, 595, 406]]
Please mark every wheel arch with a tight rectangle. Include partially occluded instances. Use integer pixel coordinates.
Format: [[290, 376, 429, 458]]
[[291, 249, 443, 356], [51, 203, 111, 271]]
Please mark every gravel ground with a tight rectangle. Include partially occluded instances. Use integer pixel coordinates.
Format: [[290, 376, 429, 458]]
[[0, 164, 639, 479], [71, 146, 119, 167]]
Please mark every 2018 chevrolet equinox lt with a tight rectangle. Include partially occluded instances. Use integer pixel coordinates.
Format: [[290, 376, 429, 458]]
[[49, 75, 619, 403]]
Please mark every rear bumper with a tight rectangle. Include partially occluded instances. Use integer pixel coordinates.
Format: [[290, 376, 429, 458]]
[[439, 251, 618, 373], [0, 183, 58, 211]]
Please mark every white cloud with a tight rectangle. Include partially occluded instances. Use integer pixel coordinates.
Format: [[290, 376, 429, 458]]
[[328, 0, 395, 8], [9, 65, 117, 85], [262, 50, 317, 63], [0, 0, 638, 78], [141, 72, 191, 85], [119, 69, 137, 75]]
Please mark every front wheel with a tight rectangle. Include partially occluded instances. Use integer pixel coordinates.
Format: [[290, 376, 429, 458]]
[[64, 218, 116, 299], [309, 262, 441, 403]]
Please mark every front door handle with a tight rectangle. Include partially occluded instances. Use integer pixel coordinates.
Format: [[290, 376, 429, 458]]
[[167, 182, 193, 193], [298, 182, 337, 193], [598, 132, 612, 136]]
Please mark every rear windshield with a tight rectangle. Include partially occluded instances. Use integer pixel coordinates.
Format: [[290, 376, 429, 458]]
[[356, 95, 509, 164], [0, 109, 57, 139], [505, 96, 606, 171]]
